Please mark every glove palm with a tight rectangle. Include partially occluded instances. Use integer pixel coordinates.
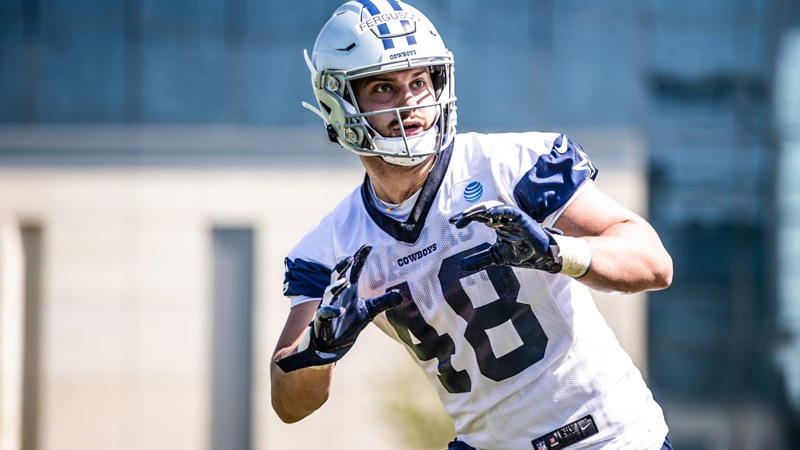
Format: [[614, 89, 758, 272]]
[[277, 245, 403, 372], [449, 201, 563, 273]]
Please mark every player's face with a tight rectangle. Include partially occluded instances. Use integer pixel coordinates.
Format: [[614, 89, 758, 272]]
[[353, 68, 437, 138]]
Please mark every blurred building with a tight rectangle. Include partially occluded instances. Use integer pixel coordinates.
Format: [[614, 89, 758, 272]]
[[775, 23, 800, 443], [1, 0, 799, 449]]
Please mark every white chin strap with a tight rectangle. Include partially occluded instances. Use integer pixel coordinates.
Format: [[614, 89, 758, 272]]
[[373, 125, 440, 167]]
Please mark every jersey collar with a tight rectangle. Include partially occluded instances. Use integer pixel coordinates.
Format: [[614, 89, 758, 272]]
[[361, 140, 454, 244]]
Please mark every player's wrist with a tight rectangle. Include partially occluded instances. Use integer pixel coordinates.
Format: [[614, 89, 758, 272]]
[[552, 234, 592, 278], [296, 328, 333, 371]]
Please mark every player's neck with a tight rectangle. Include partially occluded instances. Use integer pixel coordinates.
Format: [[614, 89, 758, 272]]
[[362, 154, 437, 205]]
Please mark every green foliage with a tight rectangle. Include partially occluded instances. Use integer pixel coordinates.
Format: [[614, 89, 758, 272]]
[[378, 362, 455, 450]]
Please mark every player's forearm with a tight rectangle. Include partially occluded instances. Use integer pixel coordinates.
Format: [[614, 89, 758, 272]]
[[270, 300, 335, 422], [270, 347, 334, 423], [576, 220, 673, 294]]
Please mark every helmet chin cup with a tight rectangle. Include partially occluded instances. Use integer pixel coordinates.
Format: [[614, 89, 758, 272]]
[[374, 125, 439, 166], [380, 154, 431, 167], [305, 1, 457, 161]]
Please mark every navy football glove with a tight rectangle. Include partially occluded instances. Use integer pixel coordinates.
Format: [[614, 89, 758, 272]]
[[449, 201, 564, 273], [276, 245, 403, 373]]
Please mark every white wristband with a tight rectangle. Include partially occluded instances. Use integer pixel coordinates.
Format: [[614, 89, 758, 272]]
[[552, 234, 593, 278]]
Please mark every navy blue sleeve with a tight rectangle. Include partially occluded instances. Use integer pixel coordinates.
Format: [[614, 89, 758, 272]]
[[513, 134, 598, 222], [283, 257, 332, 298]]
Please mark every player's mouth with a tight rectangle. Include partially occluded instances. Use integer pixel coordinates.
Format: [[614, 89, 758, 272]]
[[398, 121, 424, 137]]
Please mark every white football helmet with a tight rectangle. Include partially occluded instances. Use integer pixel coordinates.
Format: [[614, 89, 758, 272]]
[[303, 0, 457, 166]]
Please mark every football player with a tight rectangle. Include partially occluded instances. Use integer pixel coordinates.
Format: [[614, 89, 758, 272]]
[[271, 1, 674, 449]]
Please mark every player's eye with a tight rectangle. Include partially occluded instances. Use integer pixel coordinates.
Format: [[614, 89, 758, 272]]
[[374, 84, 392, 94]]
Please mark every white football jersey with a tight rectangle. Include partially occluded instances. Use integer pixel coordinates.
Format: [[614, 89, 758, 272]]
[[283, 131, 668, 450]]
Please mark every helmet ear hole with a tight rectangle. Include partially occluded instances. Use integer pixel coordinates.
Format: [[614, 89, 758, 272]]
[[320, 102, 332, 115], [430, 65, 446, 99]]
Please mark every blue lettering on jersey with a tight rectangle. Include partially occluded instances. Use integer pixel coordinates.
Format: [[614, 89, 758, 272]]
[[397, 243, 437, 267], [283, 257, 331, 298], [513, 135, 597, 222]]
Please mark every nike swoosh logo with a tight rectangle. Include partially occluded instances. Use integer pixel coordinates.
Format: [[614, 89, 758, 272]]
[[554, 135, 568, 153]]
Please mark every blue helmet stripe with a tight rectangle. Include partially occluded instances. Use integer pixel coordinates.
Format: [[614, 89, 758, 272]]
[[382, 33, 395, 49], [384, 0, 417, 46], [356, 0, 395, 50]]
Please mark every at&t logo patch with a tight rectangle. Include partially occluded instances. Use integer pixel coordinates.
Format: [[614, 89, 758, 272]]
[[464, 181, 483, 203]]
